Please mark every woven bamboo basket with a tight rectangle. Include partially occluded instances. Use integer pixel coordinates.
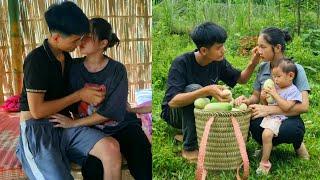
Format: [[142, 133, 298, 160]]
[[194, 109, 251, 171]]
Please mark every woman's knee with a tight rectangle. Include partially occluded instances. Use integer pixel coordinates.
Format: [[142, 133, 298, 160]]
[[275, 117, 305, 146], [101, 137, 120, 155], [90, 137, 121, 159]]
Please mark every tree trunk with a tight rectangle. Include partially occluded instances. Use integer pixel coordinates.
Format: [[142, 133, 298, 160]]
[[317, 0, 320, 28], [248, 0, 252, 28], [0, 60, 4, 104], [8, 0, 24, 95], [278, 0, 281, 21]]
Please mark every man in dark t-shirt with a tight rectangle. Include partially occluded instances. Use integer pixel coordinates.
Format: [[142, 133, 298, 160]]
[[161, 22, 261, 160], [17, 2, 121, 179]]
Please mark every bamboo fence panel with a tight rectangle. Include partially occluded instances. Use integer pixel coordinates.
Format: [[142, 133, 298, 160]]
[[8, 0, 24, 97], [0, 0, 152, 104]]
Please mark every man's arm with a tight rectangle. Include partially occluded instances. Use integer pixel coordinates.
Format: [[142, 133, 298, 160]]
[[168, 85, 230, 108], [237, 47, 260, 84], [28, 86, 105, 119], [168, 88, 209, 108], [237, 62, 259, 84], [28, 92, 79, 119]]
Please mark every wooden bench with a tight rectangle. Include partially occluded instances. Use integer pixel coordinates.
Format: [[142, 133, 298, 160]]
[[71, 158, 133, 180]]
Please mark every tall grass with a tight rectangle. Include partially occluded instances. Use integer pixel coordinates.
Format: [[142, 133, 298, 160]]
[[153, 0, 319, 37]]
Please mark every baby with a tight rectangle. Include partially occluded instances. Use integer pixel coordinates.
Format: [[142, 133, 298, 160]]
[[256, 58, 303, 175], [260, 58, 302, 136]]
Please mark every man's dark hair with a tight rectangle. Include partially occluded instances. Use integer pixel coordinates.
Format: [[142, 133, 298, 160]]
[[44, 1, 89, 36], [190, 22, 227, 50]]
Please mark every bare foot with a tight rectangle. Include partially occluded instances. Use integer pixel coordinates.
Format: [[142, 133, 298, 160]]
[[296, 142, 310, 160], [174, 134, 183, 142], [182, 149, 198, 163]]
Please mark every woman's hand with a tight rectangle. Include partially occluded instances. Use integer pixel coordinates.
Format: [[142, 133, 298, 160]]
[[234, 95, 249, 106], [249, 104, 271, 119], [50, 114, 78, 128]]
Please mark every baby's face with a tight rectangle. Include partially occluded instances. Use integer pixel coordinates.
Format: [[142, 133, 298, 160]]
[[271, 67, 293, 88]]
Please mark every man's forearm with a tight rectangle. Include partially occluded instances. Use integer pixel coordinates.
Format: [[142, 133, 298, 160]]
[[168, 88, 208, 108], [30, 92, 80, 119], [238, 62, 258, 84]]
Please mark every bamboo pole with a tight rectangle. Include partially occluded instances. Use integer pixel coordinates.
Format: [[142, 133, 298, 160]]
[[8, 0, 23, 95], [0, 56, 4, 104]]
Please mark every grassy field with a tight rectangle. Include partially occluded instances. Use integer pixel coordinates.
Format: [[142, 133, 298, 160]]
[[152, 1, 320, 179]]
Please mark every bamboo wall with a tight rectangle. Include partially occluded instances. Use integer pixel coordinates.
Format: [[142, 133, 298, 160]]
[[0, 0, 152, 104]]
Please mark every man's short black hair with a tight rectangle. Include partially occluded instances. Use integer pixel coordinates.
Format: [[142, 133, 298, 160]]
[[44, 1, 89, 36], [190, 22, 227, 50]]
